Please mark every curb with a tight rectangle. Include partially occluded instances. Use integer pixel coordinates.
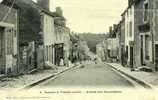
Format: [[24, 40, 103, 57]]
[[105, 63, 154, 89], [21, 64, 82, 90]]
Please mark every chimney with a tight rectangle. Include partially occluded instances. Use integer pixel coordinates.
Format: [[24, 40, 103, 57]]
[[37, 0, 50, 10], [113, 24, 117, 30], [109, 26, 113, 34], [56, 7, 63, 16]]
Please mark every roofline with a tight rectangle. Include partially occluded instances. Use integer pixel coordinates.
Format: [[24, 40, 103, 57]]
[[121, 0, 143, 16]]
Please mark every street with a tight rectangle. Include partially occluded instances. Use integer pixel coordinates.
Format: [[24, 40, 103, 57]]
[[36, 63, 135, 88]]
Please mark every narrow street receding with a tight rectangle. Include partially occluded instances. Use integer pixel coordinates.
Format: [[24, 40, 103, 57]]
[[37, 63, 134, 88]]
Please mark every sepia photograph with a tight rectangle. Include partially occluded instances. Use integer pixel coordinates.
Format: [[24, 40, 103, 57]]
[[0, 0, 158, 100]]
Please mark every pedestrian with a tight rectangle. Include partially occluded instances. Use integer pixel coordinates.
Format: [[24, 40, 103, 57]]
[[94, 58, 97, 64], [60, 58, 64, 66]]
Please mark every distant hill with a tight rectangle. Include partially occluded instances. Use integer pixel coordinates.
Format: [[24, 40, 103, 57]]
[[78, 33, 106, 53]]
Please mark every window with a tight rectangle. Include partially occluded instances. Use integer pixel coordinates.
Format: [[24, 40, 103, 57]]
[[0, 28, 3, 56], [6, 28, 13, 55], [145, 35, 150, 60], [125, 46, 128, 59], [130, 7, 132, 15], [45, 46, 49, 61], [47, 46, 49, 61], [144, 3, 149, 21], [14, 30, 16, 37], [127, 23, 129, 37], [129, 21, 132, 37]]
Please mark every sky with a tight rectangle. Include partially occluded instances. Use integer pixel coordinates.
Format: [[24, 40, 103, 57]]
[[33, 0, 128, 33], [53, 0, 128, 33]]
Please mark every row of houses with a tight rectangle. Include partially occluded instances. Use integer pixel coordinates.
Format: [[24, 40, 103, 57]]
[[0, 0, 71, 75], [97, 0, 158, 72]]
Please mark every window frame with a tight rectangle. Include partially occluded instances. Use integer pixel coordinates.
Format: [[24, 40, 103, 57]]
[[143, 0, 149, 23]]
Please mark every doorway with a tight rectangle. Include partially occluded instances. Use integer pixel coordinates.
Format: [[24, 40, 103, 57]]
[[130, 46, 134, 68], [155, 44, 158, 71], [0, 27, 5, 74], [54, 43, 64, 66], [140, 35, 144, 65]]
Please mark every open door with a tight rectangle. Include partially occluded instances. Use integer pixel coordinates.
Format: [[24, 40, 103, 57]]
[[155, 44, 158, 71], [0, 27, 5, 74], [130, 46, 134, 69]]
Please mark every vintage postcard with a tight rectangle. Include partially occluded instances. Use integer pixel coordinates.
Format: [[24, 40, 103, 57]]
[[0, 0, 158, 100]]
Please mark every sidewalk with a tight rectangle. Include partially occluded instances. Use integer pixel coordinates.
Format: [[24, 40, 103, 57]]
[[0, 75, 6, 79], [0, 64, 77, 90], [106, 62, 158, 88]]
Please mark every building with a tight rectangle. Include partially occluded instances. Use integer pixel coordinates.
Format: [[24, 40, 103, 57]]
[[53, 7, 71, 66], [14, 0, 41, 73], [0, 0, 19, 75], [39, 6, 55, 68], [120, 14, 126, 66], [137, 0, 158, 71], [121, 1, 135, 69], [120, 0, 158, 71], [121, 0, 143, 70], [102, 38, 108, 61], [14, 0, 56, 72], [69, 34, 80, 63], [106, 25, 119, 62], [96, 43, 105, 61]]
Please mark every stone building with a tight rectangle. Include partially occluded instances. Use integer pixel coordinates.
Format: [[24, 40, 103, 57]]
[[96, 43, 105, 61], [121, 2, 135, 69], [121, 0, 143, 69], [106, 25, 119, 62], [120, 14, 126, 66], [39, 7, 55, 68], [14, 0, 41, 73], [0, 1, 19, 75], [53, 7, 71, 66], [69, 34, 80, 63], [14, 0, 56, 72], [136, 0, 158, 71], [120, 0, 158, 71]]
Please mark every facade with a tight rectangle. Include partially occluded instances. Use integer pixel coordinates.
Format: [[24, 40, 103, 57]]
[[0, 2, 18, 75], [137, 0, 158, 71], [16, 0, 41, 72], [0, 0, 71, 76], [121, 0, 143, 69], [54, 7, 71, 66], [16, 0, 71, 71], [121, 2, 135, 69], [96, 43, 105, 61], [119, 0, 158, 71], [40, 10, 55, 68], [120, 14, 126, 66], [69, 34, 80, 63], [102, 39, 108, 61], [16, 0, 56, 71], [106, 25, 119, 62]]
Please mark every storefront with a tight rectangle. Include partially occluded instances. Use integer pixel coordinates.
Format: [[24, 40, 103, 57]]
[[54, 43, 64, 66]]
